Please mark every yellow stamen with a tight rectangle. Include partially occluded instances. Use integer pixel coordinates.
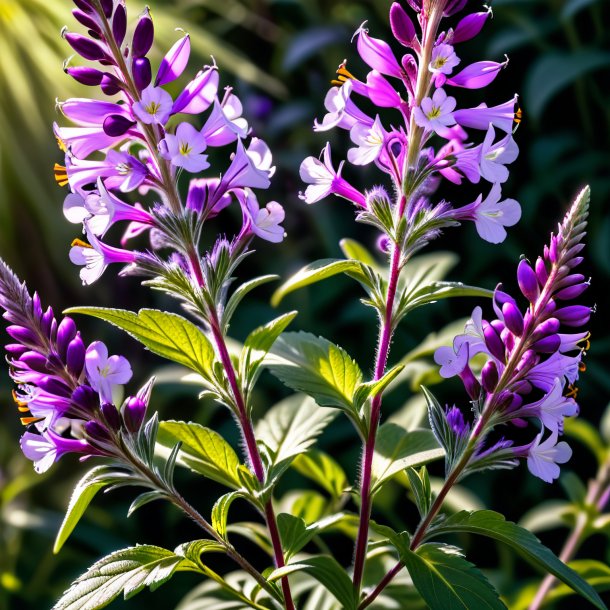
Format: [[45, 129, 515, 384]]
[[565, 384, 579, 399], [55, 135, 67, 153], [514, 107, 522, 124], [331, 61, 356, 86], [20, 416, 44, 426], [71, 238, 93, 249], [54, 163, 69, 187]]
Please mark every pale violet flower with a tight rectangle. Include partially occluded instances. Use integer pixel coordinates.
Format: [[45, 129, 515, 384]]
[[161, 122, 209, 173], [478, 126, 519, 184], [525, 378, 579, 434], [85, 341, 133, 404], [526, 431, 572, 483], [133, 85, 173, 125], [347, 116, 387, 166], [238, 188, 285, 243], [413, 88, 457, 134], [429, 43, 460, 75]]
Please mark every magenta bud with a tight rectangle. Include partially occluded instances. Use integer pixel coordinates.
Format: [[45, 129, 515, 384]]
[[72, 385, 97, 412], [6, 325, 38, 345], [5, 343, 28, 357], [500, 327, 515, 354], [401, 54, 417, 93], [132, 8, 154, 58], [41, 307, 54, 338], [72, 9, 101, 35], [405, 0, 422, 12], [85, 421, 113, 444], [132, 56, 152, 90], [556, 273, 585, 289], [65, 65, 104, 86], [555, 305, 591, 327], [443, 0, 468, 16], [64, 32, 110, 62], [19, 351, 49, 374], [531, 334, 561, 353], [101, 402, 121, 431], [99, 0, 113, 18], [73, 0, 94, 13], [517, 259, 539, 303], [531, 317, 560, 341], [32, 292, 43, 319], [38, 375, 72, 397], [549, 235, 559, 263], [535, 257, 549, 286], [156, 34, 191, 86], [57, 317, 77, 358], [502, 302, 524, 336], [481, 360, 499, 393], [458, 365, 481, 400], [565, 242, 585, 261], [452, 10, 490, 43], [112, 3, 127, 47], [100, 73, 122, 95], [516, 349, 537, 373], [121, 396, 147, 433], [511, 417, 529, 428], [67, 335, 86, 376], [103, 114, 136, 137], [555, 282, 589, 300], [390, 3, 417, 47], [483, 320, 505, 361]]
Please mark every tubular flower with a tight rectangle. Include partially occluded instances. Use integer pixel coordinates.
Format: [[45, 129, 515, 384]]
[[434, 187, 592, 482]]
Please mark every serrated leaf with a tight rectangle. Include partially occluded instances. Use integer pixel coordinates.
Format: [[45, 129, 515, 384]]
[[371, 424, 444, 494], [269, 556, 356, 609], [354, 364, 405, 408], [54, 466, 119, 554], [433, 510, 607, 609], [255, 394, 337, 484], [277, 513, 314, 561], [267, 332, 364, 424], [66, 307, 216, 381], [211, 492, 247, 540], [52, 545, 199, 610], [293, 450, 348, 499], [401, 543, 506, 609], [158, 421, 241, 489], [222, 274, 278, 329], [271, 259, 365, 307]]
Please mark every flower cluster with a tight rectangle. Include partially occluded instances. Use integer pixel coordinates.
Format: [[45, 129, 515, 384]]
[[435, 188, 592, 482], [300, 0, 520, 246], [57, 0, 284, 286], [0, 259, 150, 473]]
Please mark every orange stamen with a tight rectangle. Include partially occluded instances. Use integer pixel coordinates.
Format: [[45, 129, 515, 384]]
[[54, 163, 69, 187]]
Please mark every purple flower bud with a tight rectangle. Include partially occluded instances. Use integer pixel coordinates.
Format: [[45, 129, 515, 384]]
[[549, 235, 559, 263], [121, 396, 147, 433], [101, 402, 121, 431], [458, 365, 481, 400], [85, 420, 113, 444], [72, 385, 98, 412], [103, 114, 136, 137], [19, 351, 49, 374], [132, 57, 152, 91], [556, 273, 585, 289], [32, 292, 43, 319], [67, 335, 86, 376], [390, 3, 417, 48], [65, 65, 104, 86], [532, 317, 560, 341], [100, 0, 113, 18], [516, 349, 537, 373], [535, 257, 549, 286], [500, 327, 515, 354], [57, 317, 77, 358], [63, 32, 110, 62], [72, 9, 102, 36], [156, 34, 191, 86], [401, 54, 418, 94], [41, 307, 54, 338], [6, 325, 38, 345], [443, 0, 468, 17], [452, 10, 490, 43], [555, 282, 589, 301], [132, 8, 154, 58], [405, 0, 422, 12], [502, 302, 524, 336], [517, 259, 539, 303], [483, 320, 505, 361], [531, 334, 561, 353], [481, 360, 499, 393], [100, 73, 122, 95], [567, 256, 584, 269], [112, 3, 127, 47], [38, 375, 72, 397], [5, 343, 28, 357], [73, 0, 95, 14], [447, 60, 506, 89], [555, 305, 591, 327], [446, 406, 469, 436]]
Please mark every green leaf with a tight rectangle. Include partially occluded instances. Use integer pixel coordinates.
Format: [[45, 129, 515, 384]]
[[54, 466, 120, 554], [292, 450, 349, 498], [158, 421, 241, 489], [339, 238, 379, 268], [222, 274, 278, 329], [66, 307, 215, 380], [525, 52, 610, 122], [127, 490, 165, 517], [401, 543, 506, 609], [267, 332, 363, 424], [433, 510, 607, 610], [519, 500, 573, 533], [255, 394, 337, 484], [271, 259, 365, 306], [399, 281, 493, 316], [269, 556, 356, 610], [407, 466, 432, 518], [52, 545, 201, 610], [240, 311, 297, 392], [371, 424, 444, 494], [211, 492, 247, 540], [353, 364, 405, 408], [564, 417, 606, 465], [277, 513, 314, 561]]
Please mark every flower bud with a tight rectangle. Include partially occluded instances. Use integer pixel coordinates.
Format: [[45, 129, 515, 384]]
[[452, 10, 490, 44], [390, 3, 417, 47], [19, 351, 49, 374], [132, 8, 154, 58], [517, 259, 539, 303], [555, 305, 591, 327], [5, 343, 28, 357], [549, 235, 559, 263], [405, 0, 422, 12], [515, 349, 537, 373], [483, 320, 505, 361], [531, 317, 560, 341], [512, 380, 532, 395], [502, 302, 524, 336], [103, 114, 136, 137], [555, 282, 589, 301], [38, 375, 72, 397], [101, 402, 121, 431], [443, 0, 468, 16], [72, 385, 98, 412], [567, 256, 584, 269], [67, 335, 86, 376], [72, 9, 102, 36], [500, 327, 515, 354], [531, 334, 561, 353], [6, 325, 38, 345], [65, 65, 104, 86], [73, 0, 94, 13], [132, 56, 152, 91], [99, 0, 113, 18], [63, 31, 110, 62], [121, 396, 147, 433], [156, 34, 191, 86], [57, 317, 77, 359], [85, 421, 113, 445], [481, 360, 498, 393], [535, 256, 548, 286], [100, 73, 122, 95]]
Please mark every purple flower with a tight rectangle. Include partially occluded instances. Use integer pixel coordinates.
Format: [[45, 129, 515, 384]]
[[354, 22, 402, 78], [521, 379, 578, 434], [429, 43, 460, 76], [453, 96, 518, 134], [238, 189, 286, 243], [347, 116, 387, 166], [133, 85, 173, 125], [172, 65, 219, 115], [156, 34, 191, 86], [219, 138, 273, 194], [201, 96, 249, 147], [20, 429, 90, 474], [85, 341, 133, 403], [413, 88, 457, 134], [477, 126, 519, 184], [447, 59, 508, 89], [446, 406, 469, 437], [299, 143, 366, 207], [54, 123, 120, 159], [526, 432, 572, 483], [314, 81, 374, 133], [160, 122, 209, 172]]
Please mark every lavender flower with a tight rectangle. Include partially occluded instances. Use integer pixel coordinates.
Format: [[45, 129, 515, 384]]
[[434, 187, 592, 482]]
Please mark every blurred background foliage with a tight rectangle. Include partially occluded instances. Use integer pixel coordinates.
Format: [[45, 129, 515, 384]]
[[1, 0, 609, 608]]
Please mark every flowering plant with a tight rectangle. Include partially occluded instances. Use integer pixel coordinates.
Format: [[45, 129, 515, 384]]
[[0, 0, 607, 609]]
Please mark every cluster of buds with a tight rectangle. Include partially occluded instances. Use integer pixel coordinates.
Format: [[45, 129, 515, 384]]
[[435, 188, 592, 482], [0, 260, 150, 473], [300, 0, 520, 247], [56, 0, 284, 286]]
